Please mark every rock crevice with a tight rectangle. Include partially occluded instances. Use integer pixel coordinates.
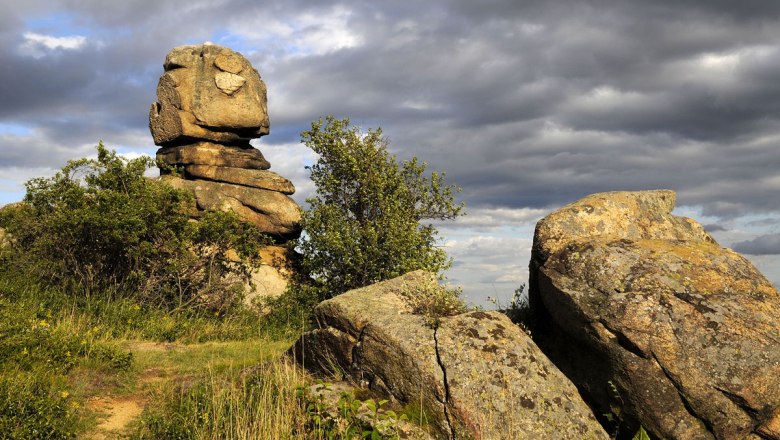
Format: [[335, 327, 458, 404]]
[[432, 327, 456, 439]]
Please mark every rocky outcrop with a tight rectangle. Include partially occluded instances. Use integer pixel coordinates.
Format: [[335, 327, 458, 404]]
[[530, 190, 780, 439], [150, 44, 301, 239], [149, 44, 301, 303], [292, 271, 608, 439]]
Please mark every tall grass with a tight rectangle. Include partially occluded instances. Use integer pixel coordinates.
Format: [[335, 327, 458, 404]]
[[133, 359, 311, 440], [0, 268, 312, 438]]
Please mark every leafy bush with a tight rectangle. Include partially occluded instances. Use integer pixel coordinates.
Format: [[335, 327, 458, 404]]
[[0, 372, 80, 439], [297, 380, 407, 439], [0, 142, 267, 310], [297, 117, 464, 297]]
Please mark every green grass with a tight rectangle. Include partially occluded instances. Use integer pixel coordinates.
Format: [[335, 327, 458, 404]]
[[0, 269, 317, 439]]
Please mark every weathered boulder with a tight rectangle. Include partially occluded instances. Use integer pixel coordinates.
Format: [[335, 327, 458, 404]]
[[183, 165, 295, 194], [161, 176, 301, 239], [530, 190, 780, 439], [149, 44, 269, 146], [157, 142, 270, 170], [292, 271, 608, 439]]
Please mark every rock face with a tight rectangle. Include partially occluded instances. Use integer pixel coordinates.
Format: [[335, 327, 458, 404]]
[[150, 44, 301, 302], [530, 190, 780, 439], [244, 245, 295, 308], [292, 271, 608, 439], [150, 44, 301, 240]]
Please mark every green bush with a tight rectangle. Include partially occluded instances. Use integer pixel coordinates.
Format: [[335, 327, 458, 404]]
[[0, 142, 267, 310], [0, 372, 80, 439], [297, 117, 464, 297]]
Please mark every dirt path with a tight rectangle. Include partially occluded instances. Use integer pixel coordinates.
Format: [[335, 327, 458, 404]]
[[83, 342, 175, 439], [81, 339, 266, 438], [86, 395, 146, 439]]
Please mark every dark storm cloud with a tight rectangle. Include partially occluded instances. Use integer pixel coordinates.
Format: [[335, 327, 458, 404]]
[[703, 223, 729, 232], [0, 0, 779, 239], [733, 234, 780, 255]]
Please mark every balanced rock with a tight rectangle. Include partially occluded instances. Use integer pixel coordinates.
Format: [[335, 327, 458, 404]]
[[149, 44, 269, 146], [530, 190, 780, 439], [292, 271, 608, 439], [162, 176, 301, 239]]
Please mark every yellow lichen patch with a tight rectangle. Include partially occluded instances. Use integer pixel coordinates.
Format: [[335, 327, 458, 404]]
[[534, 190, 713, 260]]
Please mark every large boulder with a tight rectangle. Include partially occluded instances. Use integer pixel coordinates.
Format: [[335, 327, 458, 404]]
[[530, 190, 780, 439], [161, 176, 301, 239], [149, 44, 269, 146], [292, 271, 608, 439]]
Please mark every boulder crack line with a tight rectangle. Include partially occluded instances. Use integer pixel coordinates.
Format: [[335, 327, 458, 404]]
[[433, 327, 456, 439]]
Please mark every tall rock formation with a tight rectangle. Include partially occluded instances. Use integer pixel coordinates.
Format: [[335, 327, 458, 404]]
[[529, 190, 780, 439], [150, 44, 301, 305], [150, 44, 301, 240]]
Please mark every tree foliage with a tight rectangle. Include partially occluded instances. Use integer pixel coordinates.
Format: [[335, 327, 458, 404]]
[[0, 142, 267, 310], [297, 117, 463, 296]]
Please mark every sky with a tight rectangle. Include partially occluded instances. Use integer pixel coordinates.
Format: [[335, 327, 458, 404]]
[[0, 0, 778, 306]]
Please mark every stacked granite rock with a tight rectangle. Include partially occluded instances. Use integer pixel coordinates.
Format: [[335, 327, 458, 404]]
[[149, 44, 301, 240]]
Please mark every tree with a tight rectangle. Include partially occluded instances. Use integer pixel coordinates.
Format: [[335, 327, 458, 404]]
[[0, 142, 266, 310], [297, 117, 464, 296]]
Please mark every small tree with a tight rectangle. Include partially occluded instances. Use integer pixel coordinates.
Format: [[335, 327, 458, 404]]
[[297, 117, 464, 296]]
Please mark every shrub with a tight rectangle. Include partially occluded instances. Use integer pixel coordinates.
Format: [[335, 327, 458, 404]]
[[398, 279, 466, 328], [297, 117, 464, 297], [0, 142, 267, 310], [0, 372, 80, 439]]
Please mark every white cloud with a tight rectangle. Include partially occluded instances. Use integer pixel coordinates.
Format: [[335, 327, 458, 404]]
[[228, 6, 362, 59], [19, 32, 87, 58], [253, 141, 318, 206], [442, 206, 547, 230]]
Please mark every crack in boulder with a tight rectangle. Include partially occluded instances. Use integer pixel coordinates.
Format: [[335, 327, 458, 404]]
[[433, 327, 456, 439]]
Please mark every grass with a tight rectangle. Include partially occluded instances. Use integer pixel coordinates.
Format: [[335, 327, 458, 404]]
[[133, 357, 311, 439], [0, 265, 417, 439]]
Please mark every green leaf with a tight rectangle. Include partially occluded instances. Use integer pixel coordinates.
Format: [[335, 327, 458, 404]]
[[632, 426, 651, 440]]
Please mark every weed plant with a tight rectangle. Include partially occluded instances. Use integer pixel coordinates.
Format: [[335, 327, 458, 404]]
[[491, 284, 533, 334], [398, 279, 466, 328]]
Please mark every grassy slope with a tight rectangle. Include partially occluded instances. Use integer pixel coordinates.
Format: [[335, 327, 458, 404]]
[[0, 271, 314, 439]]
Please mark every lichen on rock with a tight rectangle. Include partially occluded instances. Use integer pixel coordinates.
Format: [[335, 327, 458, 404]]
[[530, 189, 780, 439]]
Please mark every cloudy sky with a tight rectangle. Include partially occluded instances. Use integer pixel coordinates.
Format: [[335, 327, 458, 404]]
[[1, 0, 778, 305]]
